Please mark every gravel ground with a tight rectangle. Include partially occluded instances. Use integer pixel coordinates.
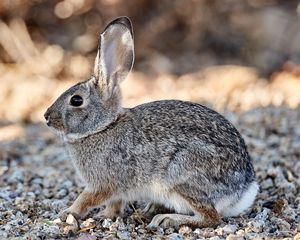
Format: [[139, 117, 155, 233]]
[[0, 107, 300, 239]]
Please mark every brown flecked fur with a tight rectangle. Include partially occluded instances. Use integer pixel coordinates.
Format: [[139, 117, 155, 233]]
[[60, 189, 112, 220], [100, 200, 124, 219], [45, 16, 258, 229]]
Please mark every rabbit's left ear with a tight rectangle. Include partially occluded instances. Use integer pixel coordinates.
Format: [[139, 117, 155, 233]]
[[93, 16, 134, 93]]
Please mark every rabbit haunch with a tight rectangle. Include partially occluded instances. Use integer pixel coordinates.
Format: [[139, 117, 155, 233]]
[[44, 16, 258, 229]]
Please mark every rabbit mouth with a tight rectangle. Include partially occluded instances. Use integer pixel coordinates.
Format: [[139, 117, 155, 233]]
[[46, 118, 64, 132]]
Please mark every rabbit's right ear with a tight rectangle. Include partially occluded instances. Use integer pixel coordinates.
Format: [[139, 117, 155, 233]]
[[93, 17, 134, 96]]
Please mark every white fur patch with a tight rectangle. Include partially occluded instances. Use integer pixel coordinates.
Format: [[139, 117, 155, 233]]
[[115, 181, 193, 214], [216, 181, 259, 217]]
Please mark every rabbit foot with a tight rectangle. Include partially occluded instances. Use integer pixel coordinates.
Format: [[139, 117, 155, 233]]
[[147, 214, 181, 230], [147, 213, 220, 230]]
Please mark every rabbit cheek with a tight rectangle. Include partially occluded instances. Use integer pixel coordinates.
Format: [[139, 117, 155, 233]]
[[64, 111, 87, 135]]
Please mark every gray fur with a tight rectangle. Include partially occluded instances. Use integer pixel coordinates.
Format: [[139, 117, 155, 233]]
[[45, 16, 257, 228]]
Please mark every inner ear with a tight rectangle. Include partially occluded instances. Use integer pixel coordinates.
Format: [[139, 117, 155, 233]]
[[93, 17, 134, 94]]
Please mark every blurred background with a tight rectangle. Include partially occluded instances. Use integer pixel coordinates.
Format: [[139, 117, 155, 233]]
[[1, 0, 300, 123]]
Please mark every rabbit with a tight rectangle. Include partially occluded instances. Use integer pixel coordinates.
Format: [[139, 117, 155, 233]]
[[44, 16, 258, 229]]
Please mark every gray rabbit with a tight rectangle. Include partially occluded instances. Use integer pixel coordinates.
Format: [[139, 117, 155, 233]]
[[44, 17, 258, 229]]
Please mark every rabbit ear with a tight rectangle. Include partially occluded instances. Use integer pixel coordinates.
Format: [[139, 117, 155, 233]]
[[93, 16, 134, 94]]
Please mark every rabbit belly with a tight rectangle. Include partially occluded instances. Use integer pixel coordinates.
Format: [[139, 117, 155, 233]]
[[215, 181, 259, 217], [121, 182, 194, 214]]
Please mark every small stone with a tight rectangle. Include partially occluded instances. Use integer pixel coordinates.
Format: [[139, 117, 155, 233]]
[[102, 218, 112, 228], [76, 234, 97, 240], [0, 189, 13, 202], [254, 208, 270, 221], [209, 237, 222, 240], [53, 218, 62, 224], [27, 192, 36, 198], [178, 225, 192, 235], [64, 214, 79, 233], [223, 224, 237, 234], [294, 233, 300, 240], [31, 177, 43, 185], [215, 226, 224, 235], [66, 214, 77, 225], [7, 170, 24, 184], [62, 180, 73, 188], [165, 227, 175, 234], [246, 220, 264, 233], [193, 228, 202, 234], [286, 170, 294, 182], [281, 205, 296, 222], [168, 233, 184, 240], [63, 224, 79, 234], [226, 234, 244, 240], [109, 221, 119, 232], [116, 231, 130, 240], [271, 217, 291, 231], [261, 178, 273, 189], [81, 218, 95, 228], [56, 189, 67, 198]]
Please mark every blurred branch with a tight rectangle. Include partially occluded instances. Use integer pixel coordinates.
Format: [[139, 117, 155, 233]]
[[0, 18, 39, 63]]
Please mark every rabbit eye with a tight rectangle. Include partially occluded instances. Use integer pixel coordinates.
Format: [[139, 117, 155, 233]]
[[70, 95, 83, 107]]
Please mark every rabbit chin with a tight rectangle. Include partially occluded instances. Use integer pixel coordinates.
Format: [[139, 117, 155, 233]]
[[48, 126, 65, 137], [64, 127, 108, 142]]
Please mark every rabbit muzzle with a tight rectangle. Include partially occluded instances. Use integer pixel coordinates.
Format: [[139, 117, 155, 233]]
[[44, 108, 64, 132]]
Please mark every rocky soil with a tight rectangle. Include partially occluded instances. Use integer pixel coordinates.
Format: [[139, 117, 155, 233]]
[[0, 107, 300, 239]]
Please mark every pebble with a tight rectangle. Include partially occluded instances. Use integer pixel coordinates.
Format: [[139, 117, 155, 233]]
[[64, 214, 79, 233], [56, 188, 67, 198], [247, 220, 264, 233], [66, 214, 78, 225], [222, 224, 238, 234], [116, 231, 130, 239], [81, 218, 95, 228], [168, 233, 184, 240], [226, 234, 244, 240], [102, 219, 112, 228], [7, 170, 24, 184], [53, 218, 62, 224], [178, 226, 192, 235], [209, 236, 222, 240], [260, 178, 273, 189]]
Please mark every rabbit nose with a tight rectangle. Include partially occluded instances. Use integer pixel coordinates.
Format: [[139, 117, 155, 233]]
[[44, 110, 50, 122]]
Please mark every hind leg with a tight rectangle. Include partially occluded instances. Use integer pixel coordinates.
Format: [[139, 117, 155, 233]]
[[147, 183, 221, 229], [148, 207, 220, 229]]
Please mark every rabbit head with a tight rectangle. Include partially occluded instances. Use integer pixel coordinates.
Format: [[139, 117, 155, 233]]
[[44, 17, 134, 140]]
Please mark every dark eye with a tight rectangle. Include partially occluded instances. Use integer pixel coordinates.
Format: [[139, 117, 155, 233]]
[[70, 95, 83, 107]]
